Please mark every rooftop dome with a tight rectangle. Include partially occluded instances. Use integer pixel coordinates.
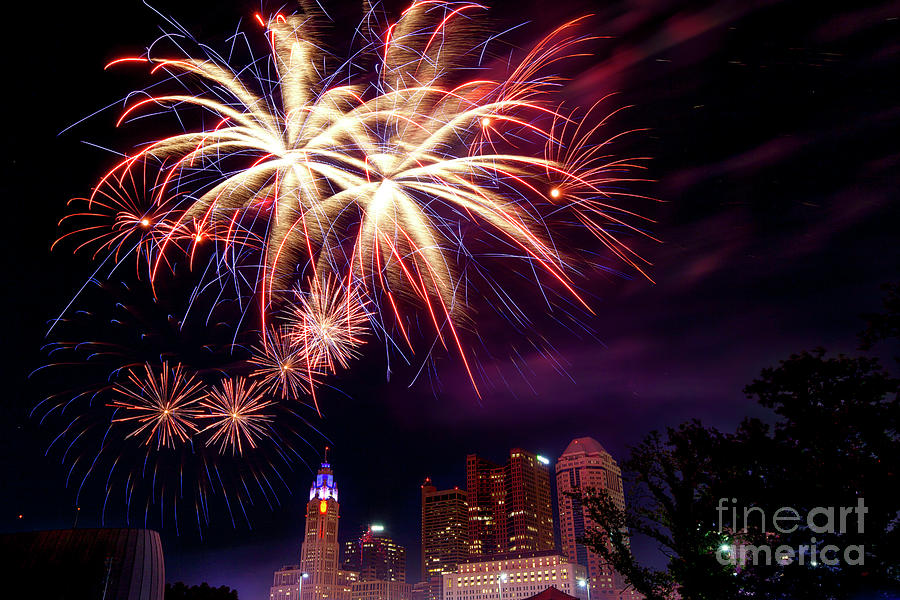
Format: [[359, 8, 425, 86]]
[[560, 436, 607, 456]]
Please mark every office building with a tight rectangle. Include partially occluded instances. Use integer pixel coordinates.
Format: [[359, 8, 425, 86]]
[[422, 479, 469, 579], [555, 437, 628, 599], [466, 449, 554, 556], [412, 580, 434, 600], [271, 566, 309, 600], [344, 524, 407, 582]]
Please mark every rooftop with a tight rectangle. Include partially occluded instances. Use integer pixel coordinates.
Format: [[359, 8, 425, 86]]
[[560, 437, 607, 457]]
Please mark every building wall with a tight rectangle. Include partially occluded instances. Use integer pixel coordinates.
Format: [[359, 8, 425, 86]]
[[339, 570, 361, 600], [351, 579, 413, 600], [270, 565, 306, 600], [443, 553, 588, 600], [466, 455, 505, 556], [301, 497, 344, 600], [0, 528, 165, 600], [505, 450, 554, 553]]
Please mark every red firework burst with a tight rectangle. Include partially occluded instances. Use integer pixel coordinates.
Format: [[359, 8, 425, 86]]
[[109, 362, 205, 449], [199, 377, 274, 455]]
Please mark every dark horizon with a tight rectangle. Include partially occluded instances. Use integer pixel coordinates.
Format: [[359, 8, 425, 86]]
[[2, 0, 899, 599]]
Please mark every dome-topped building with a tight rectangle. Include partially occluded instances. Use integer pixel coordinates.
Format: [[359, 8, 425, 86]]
[[555, 437, 630, 599]]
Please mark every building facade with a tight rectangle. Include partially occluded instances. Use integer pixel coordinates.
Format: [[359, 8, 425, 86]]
[[466, 449, 554, 557], [422, 479, 469, 580], [270, 565, 308, 600], [412, 580, 434, 600], [351, 579, 413, 600], [555, 437, 628, 599], [344, 525, 407, 582], [466, 455, 505, 556], [442, 552, 588, 600]]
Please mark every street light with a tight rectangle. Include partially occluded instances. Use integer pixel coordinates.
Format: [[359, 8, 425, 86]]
[[578, 578, 591, 600], [298, 572, 309, 600], [498, 573, 508, 600]]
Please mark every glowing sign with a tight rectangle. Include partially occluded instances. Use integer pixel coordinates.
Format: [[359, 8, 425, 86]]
[[370, 524, 385, 532], [319, 500, 328, 514], [536, 455, 550, 465]]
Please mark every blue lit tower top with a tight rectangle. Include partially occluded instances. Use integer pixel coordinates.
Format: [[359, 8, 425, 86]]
[[309, 446, 338, 502]]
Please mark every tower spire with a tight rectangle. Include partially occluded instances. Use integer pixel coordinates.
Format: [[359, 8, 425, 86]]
[[310, 449, 338, 502]]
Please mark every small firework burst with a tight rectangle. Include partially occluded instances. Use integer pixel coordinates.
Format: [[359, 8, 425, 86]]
[[199, 377, 274, 455], [109, 362, 204, 449], [248, 326, 317, 401], [287, 277, 369, 374], [52, 158, 179, 275]]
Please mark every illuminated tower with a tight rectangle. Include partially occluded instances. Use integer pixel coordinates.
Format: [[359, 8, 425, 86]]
[[300, 450, 348, 600], [555, 437, 627, 599], [466, 448, 554, 556], [421, 478, 468, 580]]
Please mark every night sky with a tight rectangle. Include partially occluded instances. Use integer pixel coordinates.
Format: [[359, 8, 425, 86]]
[[2, 1, 899, 599]]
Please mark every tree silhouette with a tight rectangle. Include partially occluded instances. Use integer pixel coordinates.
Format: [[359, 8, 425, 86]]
[[165, 582, 239, 600]]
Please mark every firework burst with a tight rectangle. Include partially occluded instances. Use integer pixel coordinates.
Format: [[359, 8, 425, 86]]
[[33, 284, 327, 531], [199, 377, 274, 455], [83, 1, 651, 331], [249, 326, 318, 402], [287, 277, 369, 374], [52, 158, 181, 276], [109, 362, 205, 449]]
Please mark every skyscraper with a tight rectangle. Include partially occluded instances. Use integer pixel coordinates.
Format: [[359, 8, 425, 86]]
[[343, 524, 407, 582], [299, 452, 355, 600], [421, 478, 469, 581], [466, 455, 505, 556], [555, 437, 627, 599], [466, 449, 554, 557]]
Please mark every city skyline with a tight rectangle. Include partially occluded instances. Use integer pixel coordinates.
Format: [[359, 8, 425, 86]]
[[268, 439, 638, 600]]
